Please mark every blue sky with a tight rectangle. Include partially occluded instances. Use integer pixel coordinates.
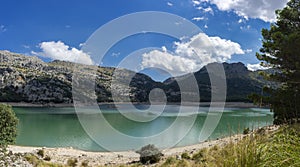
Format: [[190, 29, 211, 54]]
[[0, 0, 288, 81]]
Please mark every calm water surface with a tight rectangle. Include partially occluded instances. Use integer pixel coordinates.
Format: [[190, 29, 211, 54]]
[[14, 105, 273, 151]]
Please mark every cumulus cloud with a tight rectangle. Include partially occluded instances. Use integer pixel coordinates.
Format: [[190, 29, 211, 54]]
[[194, 0, 288, 22], [247, 63, 269, 71], [141, 33, 244, 75], [33, 41, 93, 65]]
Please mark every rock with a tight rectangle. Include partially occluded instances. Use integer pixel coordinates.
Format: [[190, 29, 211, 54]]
[[0, 50, 274, 104]]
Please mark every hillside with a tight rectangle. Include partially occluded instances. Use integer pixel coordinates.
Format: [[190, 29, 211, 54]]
[[164, 62, 270, 102], [0, 50, 161, 104], [0, 50, 271, 104]]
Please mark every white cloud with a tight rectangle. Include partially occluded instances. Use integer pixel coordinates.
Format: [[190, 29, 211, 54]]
[[204, 24, 208, 28], [33, 41, 93, 65], [247, 63, 269, 71], [192, 17, 206, 21], [141, 33, 244, 75], [204, 0, 288, 22], [240, 25, 251, 30], [79, 42, 86, 48], [111, 52, 120, 57], [196, 6, 214, 15], [203, 6, 214, 14], [0, 25, 7, 32], [161, 46, 167, 52], [244, 49, 252, 53], [167, 2, 173, 6], [192, 0, 201, 6]]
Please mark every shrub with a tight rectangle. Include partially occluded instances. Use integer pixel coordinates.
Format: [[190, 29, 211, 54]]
[[67, 158, 78, 167], [0, 104, 18, 146], [162, 157, 177, 166], [192, 149, 206, 163], [43, 155, 51, 161], [243, 127, 250, 135], [256, 127, 266, 135], [136, 144, 163, 164], [176, 159, 189, 167], [37, 149, 44, 157], [81, 160, 89, 167], [181, 152, 191, 160]]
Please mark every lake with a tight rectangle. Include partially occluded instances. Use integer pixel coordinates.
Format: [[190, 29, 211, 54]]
[[14, 105, 273, 152]]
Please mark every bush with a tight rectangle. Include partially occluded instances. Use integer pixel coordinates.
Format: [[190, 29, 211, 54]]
[[81, 160, 89, 167], [243, 127, 250, 135], [181, 152, 191, 160], [162, 157, 177, 166], [136, 144, 163, 164], [43, 155, 51, 161], [37, 149, 44, 157], [0, 104, 18, 146], [67, 158, 78, 167]]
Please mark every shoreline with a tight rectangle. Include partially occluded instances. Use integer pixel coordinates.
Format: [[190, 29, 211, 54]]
[[8, 125, 279, 166], [3, 102, 263, 108]]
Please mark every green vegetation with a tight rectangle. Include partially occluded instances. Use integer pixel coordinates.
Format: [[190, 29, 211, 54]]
[[66, 158, 78, 167], [181, 152, 191, 160], [37, 149, 45, 158], [24, 154, 64, 167], [243, 127, 250, 134], [15, 124, 299, 166], [136, 144, 163, 164], [80, 160, 89, 167], [252, 0, 300, 124], [154, 125, 299, 167], [0, 104, 18, 146]]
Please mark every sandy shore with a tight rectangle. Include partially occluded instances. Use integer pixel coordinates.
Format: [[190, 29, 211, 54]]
[[8, 125, 279, 166], [4, 102, 261, 108]]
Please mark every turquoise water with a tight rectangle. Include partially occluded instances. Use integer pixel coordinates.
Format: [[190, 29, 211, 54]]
[[14, 105, 273, 152]]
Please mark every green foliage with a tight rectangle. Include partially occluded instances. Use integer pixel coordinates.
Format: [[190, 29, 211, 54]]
[[0, 104, 18, 146], [25, 153, 64, 167], [259, 125, 300, 167], [80, 160, 89, 167], [243, 127, 250, 134], [43, 155, 51, 161], [253, 0, 300, 124], [160, 157, 177, 167], [37, 149, 45, 157], [136, 144, 163, 164], [192, 149, 206, 163], [157, 125, 300, 167], [175, 159, 189, 167], [66, 158, 78, 167], [181, 152, 191, 160]]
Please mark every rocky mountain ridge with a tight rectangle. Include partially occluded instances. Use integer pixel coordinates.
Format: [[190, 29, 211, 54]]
[[0, 50, 270, 104]]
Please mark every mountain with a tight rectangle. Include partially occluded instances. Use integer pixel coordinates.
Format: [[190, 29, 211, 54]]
[[164, 62, 269, 102], [0, 50, 161, 104], [0, 50, 271, 104]]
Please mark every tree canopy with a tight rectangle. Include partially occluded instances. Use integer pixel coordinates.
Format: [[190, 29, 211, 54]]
[[255, 0, 300, 124], [0, 104, 18, 146]]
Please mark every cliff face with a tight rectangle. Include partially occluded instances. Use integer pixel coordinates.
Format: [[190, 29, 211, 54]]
[[0, 50, 270, 104], [0, 51, 160, 104]]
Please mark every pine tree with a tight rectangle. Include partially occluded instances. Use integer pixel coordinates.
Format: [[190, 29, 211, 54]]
[[255, 0, 300, 124]]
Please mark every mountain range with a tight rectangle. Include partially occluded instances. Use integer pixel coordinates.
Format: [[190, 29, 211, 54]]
[[0, 50, 271, 104]]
